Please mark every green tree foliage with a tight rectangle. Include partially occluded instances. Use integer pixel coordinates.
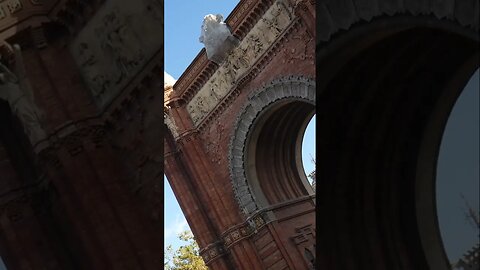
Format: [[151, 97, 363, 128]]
[[165, 230, 208, 270]]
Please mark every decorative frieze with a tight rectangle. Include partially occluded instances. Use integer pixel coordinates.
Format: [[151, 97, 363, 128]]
[[172, 0, 277, 104], [187, 0, 295, 126], [222, 213, 269, 248], [199, 242, 225, 265], [36, 124, 107, 163], [0, 0, 50, 21], [5, 0, 21, 14], [199, 210, 270, 265], [71, 0, 163, 109], [197, 18, 312, 131]]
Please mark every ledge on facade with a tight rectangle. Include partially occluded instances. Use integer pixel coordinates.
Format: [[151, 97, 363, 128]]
[[172, 0, 274, 101]]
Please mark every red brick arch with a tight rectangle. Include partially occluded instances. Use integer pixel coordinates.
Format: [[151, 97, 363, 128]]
[[229, 76, 315, 216], [316, 1, 478, 268]]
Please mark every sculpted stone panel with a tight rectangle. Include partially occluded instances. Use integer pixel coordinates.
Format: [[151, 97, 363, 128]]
[[187, 0, 294, 126], [0, 0, 26, 20], [5, 0, 21, 14], [0, 0, 59, 37], [71, 0, 163, 109]]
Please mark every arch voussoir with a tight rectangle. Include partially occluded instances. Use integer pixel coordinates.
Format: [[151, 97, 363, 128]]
[[229, 76, 315, 216]]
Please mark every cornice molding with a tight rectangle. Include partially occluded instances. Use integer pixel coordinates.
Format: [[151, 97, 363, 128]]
[[199, 195, 315, 265], [170, 0, 275, 102]]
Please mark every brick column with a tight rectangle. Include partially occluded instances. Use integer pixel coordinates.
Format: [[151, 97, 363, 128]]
[[164, 101, 237, 269], [0, 140, 73, 269]]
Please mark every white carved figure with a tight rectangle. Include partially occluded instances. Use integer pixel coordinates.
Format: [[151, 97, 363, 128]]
[[199, 14, 238, 63], [78, 42, 111, 98], [164, 71, 176, 88], [96, 9, 145, 84], [0, 44, 47, 145]]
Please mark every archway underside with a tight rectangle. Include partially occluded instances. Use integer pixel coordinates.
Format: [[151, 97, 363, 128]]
[[248, 100, 315, 206], [229, 77, 316, 216], [316, 21, 478, 270]]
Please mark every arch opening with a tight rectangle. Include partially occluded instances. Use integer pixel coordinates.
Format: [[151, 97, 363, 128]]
[[435, 69, 479, 266], [229, 77, 316, 215], [316, 22, 478, 269], [245, 100, 315, 207], [302, 114, 316, 189]]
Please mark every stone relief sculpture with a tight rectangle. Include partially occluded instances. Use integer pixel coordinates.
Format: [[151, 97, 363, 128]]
[[78, 42, 111, 98], [0, 44, 46, 144], [277, 0, 295, 19], [188, 2, 295, 125], [230, 47, 250, 71], [199, 14, 239, 64], [208, 76, 224, 100], [6, 0, 22, 14], [71, 2, 163, 108], [244, 34, 264, 60], [95, 8, 144, 84], [222, 59, 237, 85], [262, 8, 284, 37]]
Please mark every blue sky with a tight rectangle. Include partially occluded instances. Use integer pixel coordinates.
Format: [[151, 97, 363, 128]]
[[436, 69, 479, 262], [165, 1, 239, 79], [164, 0, 316, 252], [164, 0, 239, 252]]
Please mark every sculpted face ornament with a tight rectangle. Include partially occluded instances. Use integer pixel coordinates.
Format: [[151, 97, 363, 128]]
[[199, 14, 239, 64], [0, 44, 47, 145]]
